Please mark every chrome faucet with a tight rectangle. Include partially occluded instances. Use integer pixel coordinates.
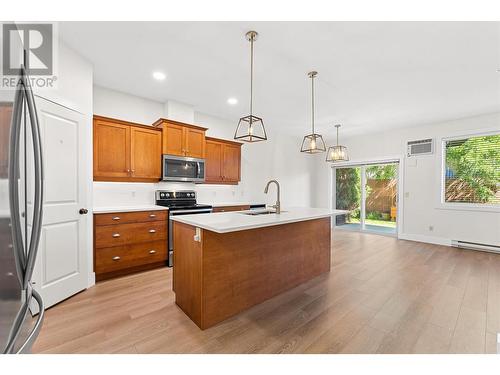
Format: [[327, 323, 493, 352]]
[[264, 179, 281, 214]]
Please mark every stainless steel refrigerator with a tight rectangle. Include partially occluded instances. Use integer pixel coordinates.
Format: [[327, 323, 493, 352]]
[[1, 31, 44, 353]]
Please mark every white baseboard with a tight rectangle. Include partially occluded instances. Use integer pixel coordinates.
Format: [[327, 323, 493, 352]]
[[88, 272, 96, 288], [398, 233, 451, 247]]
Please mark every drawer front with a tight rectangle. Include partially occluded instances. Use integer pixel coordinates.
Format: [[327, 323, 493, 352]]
[[95, 240, 167, 273], [212, 205, 250, 213], [94, 210, 167, 226], [95, 221, 167, 248]]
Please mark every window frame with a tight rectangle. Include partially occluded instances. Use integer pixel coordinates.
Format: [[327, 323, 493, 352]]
[[438, 129, 500, 213]]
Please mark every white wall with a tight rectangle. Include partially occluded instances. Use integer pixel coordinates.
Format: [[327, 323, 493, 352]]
[[36, 43, 93, 115], [312, 112, 500, 246], [92, 87, 315, 209], [93, 85, 163, 124]]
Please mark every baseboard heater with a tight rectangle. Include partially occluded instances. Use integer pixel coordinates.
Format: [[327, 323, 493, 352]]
[[451, 240, 500, 254]]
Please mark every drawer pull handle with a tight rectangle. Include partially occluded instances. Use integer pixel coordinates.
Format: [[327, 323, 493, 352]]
[[112, 233, 120, 238], [149, 250, 156, 254], [112, 256, 121, 261], [149, 214, 156, 218], [149, 229, 156, 233], [112, 216, 120, 221]]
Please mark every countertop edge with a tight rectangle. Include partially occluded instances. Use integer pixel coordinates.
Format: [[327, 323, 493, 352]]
[[171, 210, 345, 233], [93, 206, 169, 214]]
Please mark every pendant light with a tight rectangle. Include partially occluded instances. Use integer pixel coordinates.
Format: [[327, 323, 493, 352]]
[[300, 71, 326, 153], [234, 31, 267, 142], [326, 124, 349, 162]]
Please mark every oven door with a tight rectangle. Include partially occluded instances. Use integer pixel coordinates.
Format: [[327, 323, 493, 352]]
[[162, 155, 205, 183]]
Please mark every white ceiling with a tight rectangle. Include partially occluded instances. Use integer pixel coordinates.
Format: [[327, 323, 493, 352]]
[[59, 22, 500, 138]]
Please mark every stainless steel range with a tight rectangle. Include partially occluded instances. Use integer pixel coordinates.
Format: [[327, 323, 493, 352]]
[[155, 190, 212, 267]]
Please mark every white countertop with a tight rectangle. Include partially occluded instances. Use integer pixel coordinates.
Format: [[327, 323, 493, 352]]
[[171, 207, 348, 233], [199, 202, 265, 208], [93, 205, 169, 214]]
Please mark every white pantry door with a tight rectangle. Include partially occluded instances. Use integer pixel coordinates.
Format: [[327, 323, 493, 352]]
[[30, 97, 90, 311]]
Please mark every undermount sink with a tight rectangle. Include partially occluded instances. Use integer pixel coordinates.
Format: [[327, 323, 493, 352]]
[[241, 209, 287, 215]]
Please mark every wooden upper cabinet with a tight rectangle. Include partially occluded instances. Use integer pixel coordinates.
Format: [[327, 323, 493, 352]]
[[93, 115, 162, 182], [204, 137, 242, 185], [162, 122, 184, 156], [223, 143, 241, 183], [153, 119, 207, 158], [130, 126, 162, 180], [0, 103, 13, 178], [205, 139, 223, 182], [93, 118, 130, 179], [185, 128, 205, 158]]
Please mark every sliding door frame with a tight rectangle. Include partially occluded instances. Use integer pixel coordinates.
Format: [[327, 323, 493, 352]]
[[331, 156, 404, 238]]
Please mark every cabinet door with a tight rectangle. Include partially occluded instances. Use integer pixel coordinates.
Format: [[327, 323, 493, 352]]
[[130, 127, 162, 180], [162, 123, 184, 156], [0, 104, 13, 178], [185, 128, 205, 158], [93, 119, 130, 179], [222, 144, 241, 183], [205, 140, 223, 182]]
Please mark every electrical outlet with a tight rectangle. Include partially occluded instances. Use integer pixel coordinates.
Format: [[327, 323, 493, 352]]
[[405, 192, 410, 198], [429, 225, 434, 232]]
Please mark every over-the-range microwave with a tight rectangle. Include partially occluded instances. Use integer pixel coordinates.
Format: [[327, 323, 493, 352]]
[[162, 155, 205, 183]]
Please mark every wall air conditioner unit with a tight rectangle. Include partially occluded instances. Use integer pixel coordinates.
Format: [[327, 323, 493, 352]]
[[451, 240, 500, 254], [407, 138, 433, 157]]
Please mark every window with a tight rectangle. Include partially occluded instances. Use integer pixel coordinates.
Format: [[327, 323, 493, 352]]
[[443, 133, 500, 206]]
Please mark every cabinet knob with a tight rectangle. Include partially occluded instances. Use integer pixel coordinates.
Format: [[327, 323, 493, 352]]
[[112, 233, 121, 238], [112, 256, 121, 261], [149, 229, 156, 233], [149, 250, 156, 254], [112, 216, 120, 221]]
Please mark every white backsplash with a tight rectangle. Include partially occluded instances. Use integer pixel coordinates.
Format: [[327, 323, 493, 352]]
[[93, 181, 252, 208]]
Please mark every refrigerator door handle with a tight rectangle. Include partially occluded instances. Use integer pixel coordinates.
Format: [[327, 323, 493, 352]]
[[15, 288, 45, 354], [8, 73, 28, 284], [21, 65, 44, 288]]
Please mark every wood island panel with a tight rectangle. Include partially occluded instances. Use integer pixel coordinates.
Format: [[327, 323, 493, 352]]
[[173, 217, 331, 329]]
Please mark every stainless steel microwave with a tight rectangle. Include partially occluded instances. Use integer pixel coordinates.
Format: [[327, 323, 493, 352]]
[[162, 155, 205, 183]]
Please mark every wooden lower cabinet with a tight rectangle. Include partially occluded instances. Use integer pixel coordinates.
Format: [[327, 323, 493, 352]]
[[94, 210, 168, 281], [212, 205, 250, 213], [95, 240, 167, 274], [173, 218, 331, 329]]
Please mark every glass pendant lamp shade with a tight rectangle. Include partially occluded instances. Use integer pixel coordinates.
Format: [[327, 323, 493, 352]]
[[301, 71, 326, 153], [234, 114, 267, 142], [301, 133, 326, 153], [326, 124, 349, 162], [234, 31, 267, 143]]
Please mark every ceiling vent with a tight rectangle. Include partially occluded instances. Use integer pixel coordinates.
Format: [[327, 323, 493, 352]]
[[407, 138, 433, 157]]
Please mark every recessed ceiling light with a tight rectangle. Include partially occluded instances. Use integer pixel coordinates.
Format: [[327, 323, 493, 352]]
[[227, 97, 238, 105], [153, 71, 166, 81]]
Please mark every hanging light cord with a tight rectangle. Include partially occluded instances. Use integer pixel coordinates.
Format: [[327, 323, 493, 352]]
[[336, 125, 339, 146], [249, 34, 254, 118], [311, 74, 315, 134]]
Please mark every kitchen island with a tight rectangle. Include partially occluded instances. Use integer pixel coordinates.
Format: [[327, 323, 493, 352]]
[[171, 207, 345, 329]]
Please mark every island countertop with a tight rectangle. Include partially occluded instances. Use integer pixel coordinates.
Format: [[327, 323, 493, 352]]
[[170, 207, 347, 233]]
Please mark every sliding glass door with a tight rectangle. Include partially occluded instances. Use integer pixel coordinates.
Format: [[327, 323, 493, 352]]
[[334, 162, 398, 235]]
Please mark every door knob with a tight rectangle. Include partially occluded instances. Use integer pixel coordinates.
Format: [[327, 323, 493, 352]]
[[79, 208, 89, 215]]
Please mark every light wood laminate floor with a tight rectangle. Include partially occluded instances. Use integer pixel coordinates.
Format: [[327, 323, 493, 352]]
[[33, 230, 500, 354]]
